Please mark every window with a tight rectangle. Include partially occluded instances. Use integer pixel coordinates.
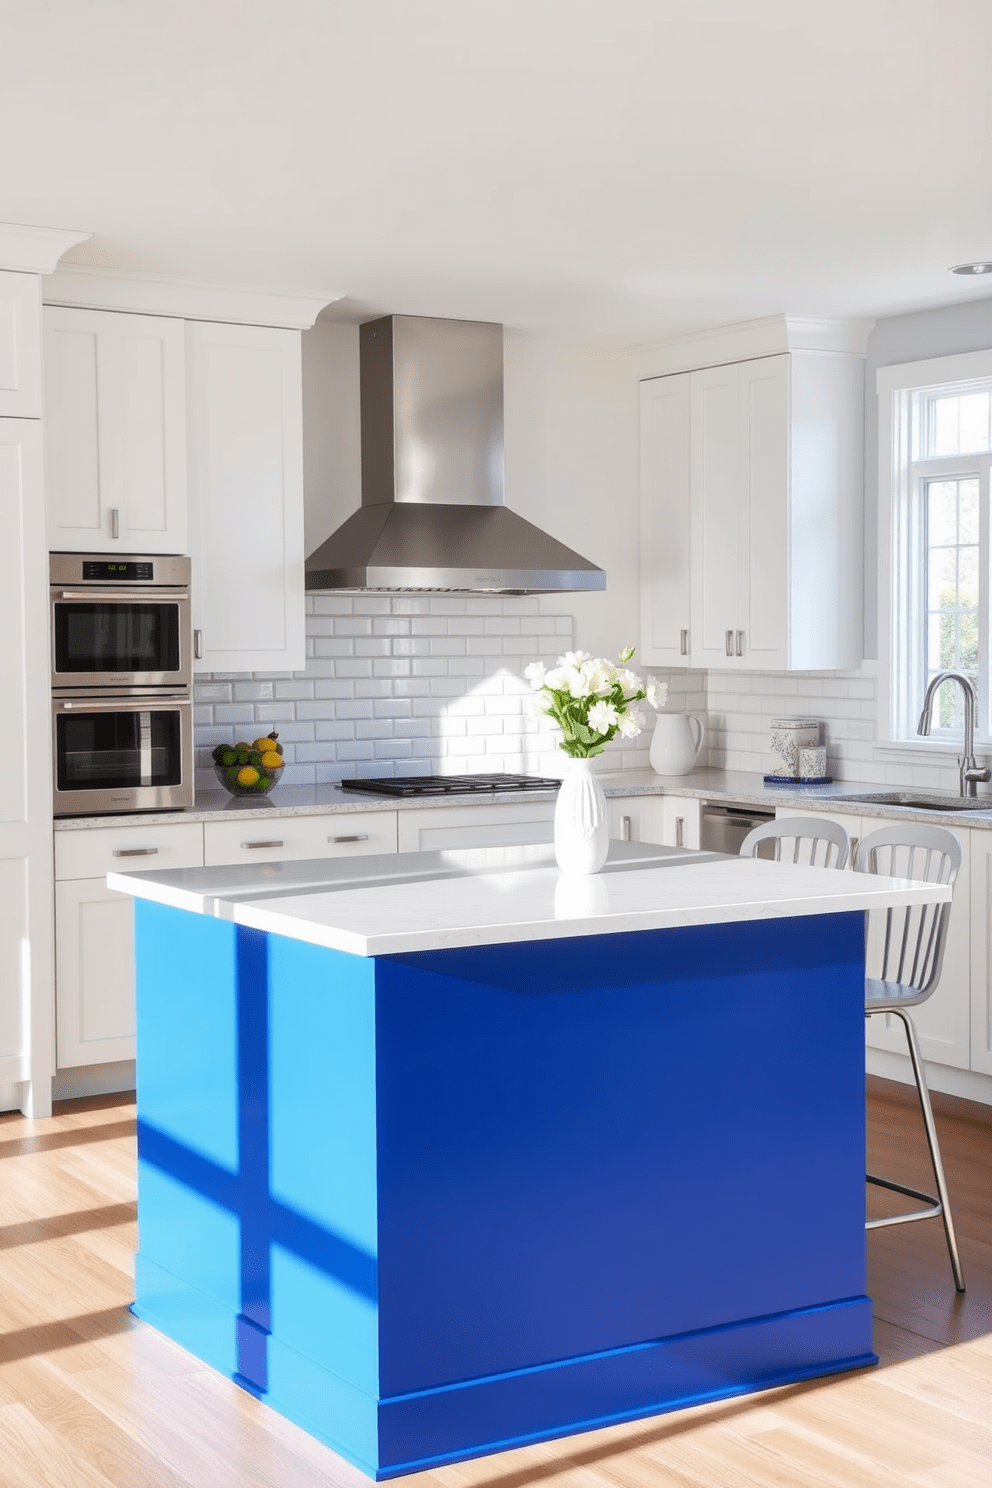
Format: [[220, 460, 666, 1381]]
[[878, 351, 992, 749]]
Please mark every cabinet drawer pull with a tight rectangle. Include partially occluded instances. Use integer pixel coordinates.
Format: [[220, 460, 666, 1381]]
[[112, 847, 159, 857], [725, 629, 734, 656], [241, 839, 284, 850], [680, 628, 688, 657], [329, 833, 369, 844], [109, 507, 119, 540], [675, 816, 684, 848], [735, 630, 744, 657], [620, 815, 632, 842], [194, 629, 203, 660]]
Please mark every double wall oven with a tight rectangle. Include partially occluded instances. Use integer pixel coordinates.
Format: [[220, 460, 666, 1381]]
[[51, 553, 194, 815]]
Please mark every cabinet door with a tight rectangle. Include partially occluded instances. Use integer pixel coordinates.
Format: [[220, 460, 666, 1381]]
[[661, 795, 701, 850], [55, 879, 136, 1067], [738, 355, 789, 671], [203, 810, 397, 866], [0, 420, 54, 1110], [690, 364, 742, 668], [639, 375, 691, 667], [397, 801, 555, 852], [607, 796, 667, 845], [43, 306, 187, 552], [0, 271, 42, 417], [968, 830, 992, 1075], [187, 322, 305, 672]]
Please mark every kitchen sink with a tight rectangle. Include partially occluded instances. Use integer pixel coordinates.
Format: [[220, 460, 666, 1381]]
[[829, 791, 992, 812]]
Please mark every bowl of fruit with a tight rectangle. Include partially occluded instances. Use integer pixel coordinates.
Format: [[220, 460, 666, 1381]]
[[212, 734, 285, 796]]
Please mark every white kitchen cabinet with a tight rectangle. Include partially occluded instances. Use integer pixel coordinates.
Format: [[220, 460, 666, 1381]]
[[54, 820, 204, 1068], [776, 804, 971, 1071], [203, 810, 397, 866], [397, 800, 556, 852], [186, 321, 305, 673], [968, 831, 992, 1076], [639, 374, 691, 667], [661, 795, 701, 850], [0, 271, 43, 417], [608, 796, 665, 845], [641, 351, 862, 672], [43, 306, 188, 553]]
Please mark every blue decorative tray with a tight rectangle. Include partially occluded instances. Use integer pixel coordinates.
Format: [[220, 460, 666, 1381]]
[[763, 775, 833, 786]]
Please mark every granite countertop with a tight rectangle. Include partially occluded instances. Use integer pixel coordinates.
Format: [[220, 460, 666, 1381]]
[[107, 839, 950, 957], [53, 766, 992, 830]]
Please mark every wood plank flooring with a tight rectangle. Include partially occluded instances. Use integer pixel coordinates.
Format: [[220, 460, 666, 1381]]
[[0, 1075, 988, 1487]]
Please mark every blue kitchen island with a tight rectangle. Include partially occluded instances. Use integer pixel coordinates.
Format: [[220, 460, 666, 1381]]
[[109, 841, 948, 1479]]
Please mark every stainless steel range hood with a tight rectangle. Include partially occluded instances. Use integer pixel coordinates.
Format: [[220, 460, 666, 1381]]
[[305, 315, 606, 594]]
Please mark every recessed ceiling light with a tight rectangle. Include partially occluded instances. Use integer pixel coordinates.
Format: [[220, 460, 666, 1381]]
[[950, 262, 992, 276]]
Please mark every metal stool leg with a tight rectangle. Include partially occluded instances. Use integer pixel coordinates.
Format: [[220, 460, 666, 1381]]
[[865, 1009, 965, 1292]]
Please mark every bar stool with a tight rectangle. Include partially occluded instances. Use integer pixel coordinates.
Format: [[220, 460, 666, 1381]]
[[739, 815, 851, 869], [854, 824, 965, 1292]]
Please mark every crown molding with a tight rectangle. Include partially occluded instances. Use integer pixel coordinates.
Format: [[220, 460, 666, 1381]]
[[0, 223, 93, 274], [628, 314, 876, 380], [42, 264, 344, 329]]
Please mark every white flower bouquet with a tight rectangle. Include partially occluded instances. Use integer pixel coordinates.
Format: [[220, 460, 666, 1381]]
[[524, 647, 667, 759]]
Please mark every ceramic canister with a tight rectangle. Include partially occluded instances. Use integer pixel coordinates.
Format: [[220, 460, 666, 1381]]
[[768, 718, 821, 779]]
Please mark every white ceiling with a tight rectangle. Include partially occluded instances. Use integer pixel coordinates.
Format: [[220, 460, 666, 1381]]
[[5, 1, 992, 341]]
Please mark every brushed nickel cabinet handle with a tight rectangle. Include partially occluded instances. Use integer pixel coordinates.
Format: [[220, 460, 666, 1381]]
[[113, 847, 159, 857], [329, 833, 369, 844], [241, 840, 284, 850], [620, 815, 631, 842], [675, 816, 684, 848], [725, 630, 734, 656], [736, 630, 744, 657], [680, 629, 688, 656], [194, 629, 203, 659], [109, 507, 119, 540]]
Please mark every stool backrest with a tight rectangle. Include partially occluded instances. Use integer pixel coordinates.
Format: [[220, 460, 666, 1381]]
[[739, 815, 851, 869], [854, 824, 961, 997]]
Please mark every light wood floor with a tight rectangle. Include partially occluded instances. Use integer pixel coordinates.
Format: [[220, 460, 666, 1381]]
[[0, 1076, 989, 1488]]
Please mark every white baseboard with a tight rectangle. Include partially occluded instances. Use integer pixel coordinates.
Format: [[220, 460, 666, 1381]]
[[866, 1047, 992, 1106], [52, 1060, 136, 1102]]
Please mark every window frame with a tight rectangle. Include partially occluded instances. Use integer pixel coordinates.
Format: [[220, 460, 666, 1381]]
[[878, 350, 992, 754]]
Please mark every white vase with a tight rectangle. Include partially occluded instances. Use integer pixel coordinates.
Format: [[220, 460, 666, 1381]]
[[554, 757, 609, 875], [649, 712, 705, 776]]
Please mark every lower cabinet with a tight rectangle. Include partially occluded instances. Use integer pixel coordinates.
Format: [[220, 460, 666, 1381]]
[[54, 820, 205, 1069], [397, 800, 556, 852], [203, 810, 396, 866], [607, 795, 701, 849], [968, 832, 992, 1076]]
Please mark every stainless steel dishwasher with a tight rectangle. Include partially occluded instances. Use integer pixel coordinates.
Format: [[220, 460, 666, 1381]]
[[699, 802, 775, 855]]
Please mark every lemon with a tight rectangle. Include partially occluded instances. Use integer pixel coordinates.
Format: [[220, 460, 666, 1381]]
[[237, 765, 260, 786], [261, 750, 282, 770], [253, 735, 277, 752]]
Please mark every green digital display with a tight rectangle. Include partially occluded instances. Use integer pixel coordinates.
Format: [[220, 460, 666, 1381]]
[[82, 561, 154, 581]]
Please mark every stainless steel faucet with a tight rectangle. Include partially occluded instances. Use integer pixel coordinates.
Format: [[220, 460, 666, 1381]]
[[917, 670, 992, 797]]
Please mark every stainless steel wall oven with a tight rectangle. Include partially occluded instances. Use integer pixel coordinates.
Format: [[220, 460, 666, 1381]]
[[51, 553, 194, 815]]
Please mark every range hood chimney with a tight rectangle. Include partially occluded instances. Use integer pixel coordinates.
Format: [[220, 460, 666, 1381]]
[[305, 315, 606, 594]]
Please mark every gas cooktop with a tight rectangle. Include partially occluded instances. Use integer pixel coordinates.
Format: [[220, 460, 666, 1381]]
[[338, 773, 561, 798]]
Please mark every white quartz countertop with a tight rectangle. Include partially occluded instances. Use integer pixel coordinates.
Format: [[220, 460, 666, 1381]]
[[108, 840, 951, 958], [55, 766, 992, 831]]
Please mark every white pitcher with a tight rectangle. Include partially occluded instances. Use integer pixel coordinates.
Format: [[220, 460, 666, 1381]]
[[649, 712, 705, 776]]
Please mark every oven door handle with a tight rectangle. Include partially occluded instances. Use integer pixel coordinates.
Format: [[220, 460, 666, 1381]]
[[55, 697, 191, 711], [55, 590, 188, 602]]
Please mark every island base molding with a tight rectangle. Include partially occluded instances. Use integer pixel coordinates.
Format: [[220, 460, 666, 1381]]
[[131, 902, 873, 1478]]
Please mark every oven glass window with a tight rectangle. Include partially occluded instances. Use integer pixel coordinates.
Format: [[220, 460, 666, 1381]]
[[56, 710, 183, 791], [54, 603, 180, 675]]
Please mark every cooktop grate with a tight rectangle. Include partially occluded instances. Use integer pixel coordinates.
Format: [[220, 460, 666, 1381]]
[[338, 772, 561, 798]]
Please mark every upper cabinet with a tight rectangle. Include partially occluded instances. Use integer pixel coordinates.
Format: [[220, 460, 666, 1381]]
[[0, 271, 43, 417], [641, 349, 863, 672], [43, 306, 188, 553], [186, 321, 305, 674]]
